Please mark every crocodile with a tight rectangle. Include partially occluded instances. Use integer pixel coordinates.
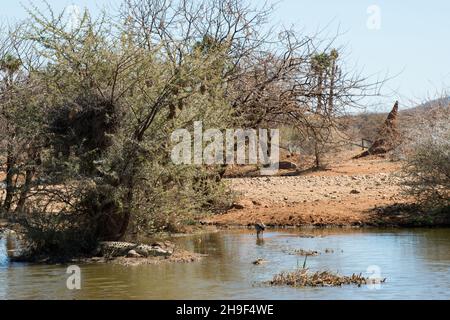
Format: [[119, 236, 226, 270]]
[[95, 241, 174, 258], [96, 242, 137, 257]]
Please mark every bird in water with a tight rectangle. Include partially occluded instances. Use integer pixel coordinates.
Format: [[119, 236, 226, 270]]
[[255, 220, 266, 238]]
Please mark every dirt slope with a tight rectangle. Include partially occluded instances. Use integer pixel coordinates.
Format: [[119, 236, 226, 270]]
[[204, 155, 443, 227]]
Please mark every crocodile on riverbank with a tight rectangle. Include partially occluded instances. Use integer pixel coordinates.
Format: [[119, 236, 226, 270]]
[[95, 241, 175, 258]]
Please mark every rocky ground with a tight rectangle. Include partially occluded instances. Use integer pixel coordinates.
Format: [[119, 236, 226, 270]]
[[205, 153, 449, 227]]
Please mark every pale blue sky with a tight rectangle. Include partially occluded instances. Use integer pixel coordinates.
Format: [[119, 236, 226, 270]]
[[2, 0, 450, 111]]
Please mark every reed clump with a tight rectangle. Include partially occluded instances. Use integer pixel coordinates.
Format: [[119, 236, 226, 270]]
[[269, 268, 385, 287], [286, 249, 320, 256]]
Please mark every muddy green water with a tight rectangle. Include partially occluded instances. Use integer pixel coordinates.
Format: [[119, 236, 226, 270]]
[[1, 228, 450, 299]]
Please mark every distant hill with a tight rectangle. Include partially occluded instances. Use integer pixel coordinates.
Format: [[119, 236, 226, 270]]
[[346, 96, 450, 142], [402, 96, 450, 115]]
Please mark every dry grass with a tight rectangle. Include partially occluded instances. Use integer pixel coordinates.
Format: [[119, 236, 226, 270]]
[[286, 249, 320, 256], [269, 268, 385, 287]]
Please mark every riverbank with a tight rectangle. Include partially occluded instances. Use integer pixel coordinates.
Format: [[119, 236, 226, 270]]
[[0, 225, 210, 265], [71, 249, 205, 266], [3, 228, 450, 299], [2, 152, 447, 266], [3, 238, 205, 266], [204, 154, 450, 228]]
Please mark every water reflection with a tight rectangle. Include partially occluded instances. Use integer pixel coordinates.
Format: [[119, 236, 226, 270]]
[[1, 228, 450, 299], [0, 238, 8, 267], [0, 231, 17, 267], [256, 238, 265, 246]]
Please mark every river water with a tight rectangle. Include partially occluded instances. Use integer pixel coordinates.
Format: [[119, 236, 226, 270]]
[[1, 228, 450, 299]]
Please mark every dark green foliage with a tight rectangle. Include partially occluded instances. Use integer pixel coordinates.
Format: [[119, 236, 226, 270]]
[[17, 212, 99, 260], [48, 93, 119, 175]]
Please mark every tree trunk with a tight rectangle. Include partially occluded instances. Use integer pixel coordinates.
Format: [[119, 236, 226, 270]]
[[328, 60, 337, 114], [3, 145, 15, 213], [113, 147, 139, 241], [316, 72, 323, 113], [115, 185, 133, 240], [314, 142, 321, 169], [15, 167, 35, 214]]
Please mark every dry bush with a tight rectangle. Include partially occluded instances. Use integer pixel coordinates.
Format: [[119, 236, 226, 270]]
[[400, 101, 450, 210], [15, 212, 99, 260]]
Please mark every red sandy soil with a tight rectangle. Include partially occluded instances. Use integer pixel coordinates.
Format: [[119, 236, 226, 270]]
[[204, 151, 442, 227]]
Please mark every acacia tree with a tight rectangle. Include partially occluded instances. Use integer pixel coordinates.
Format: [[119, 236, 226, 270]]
[[1, 1, 386, 256], [0, 53, 22, 214], [122, 0, 383, 172], [119, 0, 281, 232], [205, 18, 384, 169], [15, 1, 241, 244], [280, 43, 385, 169], [295, 50, 340, 168], [0, 25, 46, 218]]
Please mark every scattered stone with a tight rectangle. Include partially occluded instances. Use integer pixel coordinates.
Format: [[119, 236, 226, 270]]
[[277, 161, 298, 170], [90, 257, 103, 262], [232, 203, 245, 210], [350, 189, 361, 194], [0, 219, 9, 229], [252, 258, 268, 265], [135, 244, 172, 257], [297, 234, 315, 238], [127, 250, 142, 258]]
